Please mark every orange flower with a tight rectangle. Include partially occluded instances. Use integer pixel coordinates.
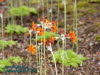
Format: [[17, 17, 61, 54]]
[[42, 39, 47, 44], [28, 45, 36, 54], [51, 25, 58, 33], [0, 0, 4, 2], [50, 36, 55, 43], [43, 19, 51, 27], [32, 22, 37, 31], [43, 19, 51, 24], [37, 27, 44, 35], [52, 21, 57, 25], [69, 31, 77, 44]]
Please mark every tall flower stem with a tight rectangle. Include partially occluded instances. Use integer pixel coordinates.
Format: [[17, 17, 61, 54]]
[[51, 50, 58, 75], [43, 29, 46, 75], [20, 0, 24, 26], [36, 34, 39, 75], [1, 13, 4, 59], [29, 32, 32, 75], [62, 40, 65, 75], [74, 0, 78, 53]]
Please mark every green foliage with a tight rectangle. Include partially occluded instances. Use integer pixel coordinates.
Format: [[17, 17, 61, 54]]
[[0, 56, 22, 72], [8, 56, 23, 64], [94, 35, 100, 42], [0, 59, 12, 72], [6, 24, 29, 34], [0, 40, 17, 49], [89, 0, 100, 2], [52, 48, 87, 67], [77, 1, 88, 9], [9, 6, 37, 16], [34, 32, 60, 41]]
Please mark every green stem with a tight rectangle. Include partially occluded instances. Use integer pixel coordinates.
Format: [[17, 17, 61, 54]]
[[36, 34, 39, 75], [28, 1, 31, 75], [74, 0, 78, 53], [1, 14, 4, 59], [51, 50, 58, 75]]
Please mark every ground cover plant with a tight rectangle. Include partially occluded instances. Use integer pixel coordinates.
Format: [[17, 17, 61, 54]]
[[9, 6, 37, 16], [0, 40, 17, 49], [0, 56, 22, 72], [0, 0, 100, 75], [6, 24, 29, 34], [52, 48, 86, 67]]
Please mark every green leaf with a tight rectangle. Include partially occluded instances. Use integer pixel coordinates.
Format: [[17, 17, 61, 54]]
[[52, 49, 87, 68], [6, 24, 29, 34], [0, 40, 17, 49], [78, 55, 87, 60], [9, 6, 37, 16], [9, 56, 23, 64], [70, 63, 78, 67]]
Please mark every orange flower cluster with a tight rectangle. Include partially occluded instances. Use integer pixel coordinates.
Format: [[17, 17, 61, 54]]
[[32, 22, 44, 35], [32, 19, 58, 35], [0, 0, 4, 2], [40, 18, 58, 33], [28, 45, 36, 54], [50, 36, 55, 43], [51, 21, 58, 33], [69, 31, 77, 43], [32, 22, 37, 31], [43, 19, 51, 24], [51, 25, 58, 33], [37, 27, 44, 35], [65, 31, 77, 43]]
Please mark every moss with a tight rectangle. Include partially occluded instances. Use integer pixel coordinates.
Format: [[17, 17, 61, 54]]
[[94, 35, 100, 42]]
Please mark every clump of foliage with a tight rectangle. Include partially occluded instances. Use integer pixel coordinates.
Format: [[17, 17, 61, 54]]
[[34, 32, 60, 41], [8, 56, 23, 64], [52, 48, 87, 67], [0, 59, 12, 72], [9, 6, 37, 16], [94, 35, 100, 42], [0, 56, 23, 72], [0, 40, 17, 49], [6, 24, 29, 34]]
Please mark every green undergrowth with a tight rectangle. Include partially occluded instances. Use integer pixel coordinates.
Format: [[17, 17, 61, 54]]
[[52, 48, 87, 67], [9, 6, 37, 16], [6, 24, 29, 34], [0, 56, 23, 72], [0, 40, 17, 49], [34, 32, 60, 41], [58, 0, 99, 17]]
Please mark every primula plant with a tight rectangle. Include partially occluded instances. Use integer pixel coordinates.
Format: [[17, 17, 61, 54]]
[[0, 40, 17, 49], [52, 48, 87, 67], [26, 18, 87, 75], [9, 6, 37, 16], [0, 56, 23, 72], [6, 24, 29, 34]]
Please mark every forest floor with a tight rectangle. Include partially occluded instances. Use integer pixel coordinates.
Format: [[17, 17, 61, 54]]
[[0, 1, 100, 75]]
